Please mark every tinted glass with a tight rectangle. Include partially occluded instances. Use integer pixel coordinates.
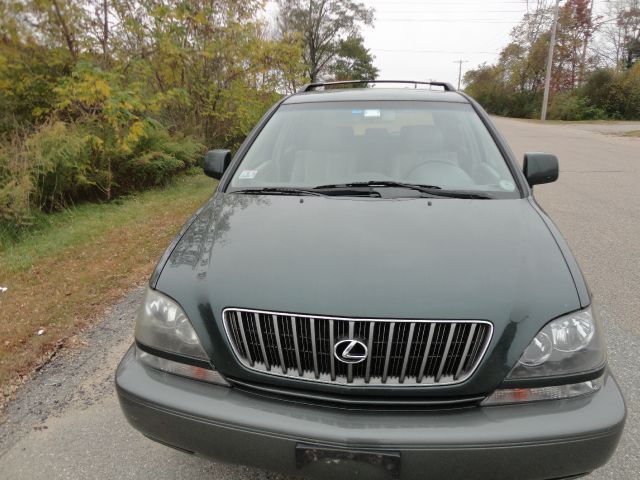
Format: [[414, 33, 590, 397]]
[[229, 101, 518, 196]]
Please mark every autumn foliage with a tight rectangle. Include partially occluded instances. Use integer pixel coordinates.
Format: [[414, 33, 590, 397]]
[[464, 0, 640, 120], [0, 0, 306, 230]]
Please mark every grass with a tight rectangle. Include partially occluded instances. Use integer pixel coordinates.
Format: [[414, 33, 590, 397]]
[[0, 173, 216, 404], [622, 130, 640, 137]]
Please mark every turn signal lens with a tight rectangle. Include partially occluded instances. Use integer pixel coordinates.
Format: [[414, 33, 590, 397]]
[[482, 376, 603, 406], [137, 347, 228, 386]]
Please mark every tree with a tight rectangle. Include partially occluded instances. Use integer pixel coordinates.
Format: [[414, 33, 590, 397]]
[[619, 3, 640, 67], [276, 0, 374, 82], [554, 0, 595, 89], [328, 34, 378, 81], [598, 0, 640, 69], [0, 0, 307, 225], [463, 0, 597, 117]]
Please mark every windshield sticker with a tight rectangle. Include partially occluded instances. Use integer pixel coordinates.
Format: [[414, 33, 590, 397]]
[[351, 109, 363, 115], [364, 109, 381, 118], [500, 180, 516, 191], [239, 169, 257, 179]]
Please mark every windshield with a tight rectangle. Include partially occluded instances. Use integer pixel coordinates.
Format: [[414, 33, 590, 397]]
[[228, 101, 518, 197]]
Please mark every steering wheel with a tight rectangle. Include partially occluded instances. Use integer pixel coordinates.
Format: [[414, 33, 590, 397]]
[[404, 160, 475, 187]]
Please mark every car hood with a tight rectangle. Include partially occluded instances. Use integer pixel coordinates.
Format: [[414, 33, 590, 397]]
[[156, 193, 582, 392]]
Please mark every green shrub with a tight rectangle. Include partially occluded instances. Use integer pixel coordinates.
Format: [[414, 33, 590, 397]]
[[0, 61, 207, 233], [0, 137, 33, 228], [548, 93, 608, 121], [582, 69, 616, 113], [0, 119, 203, 233], [581, 65, 640, 120], [27, 121, 95, 211], [118, 121, 203, 191], [466, 60, 640, 121], [618, 63, 640, 119]]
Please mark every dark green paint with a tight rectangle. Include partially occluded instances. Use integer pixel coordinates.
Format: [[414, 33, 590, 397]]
[[155, 193, 581, 397], [116, 346, 625, 480]]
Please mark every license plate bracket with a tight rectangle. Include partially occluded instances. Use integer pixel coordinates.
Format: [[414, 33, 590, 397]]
[[295, 443, 400, 479]]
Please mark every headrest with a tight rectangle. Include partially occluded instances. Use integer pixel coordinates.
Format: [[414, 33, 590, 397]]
[[364, 128, 388, 138], [307, 127, 353, 151], [400, 125, 444, 152]]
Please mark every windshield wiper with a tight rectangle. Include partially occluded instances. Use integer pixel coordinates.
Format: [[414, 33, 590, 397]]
[[231, 187, 327, 197], [315, 181, 441, 191], [229, 187, 381, 197], [230, 186, 380, 198], [232, 183, 492, 199], [313, 181, 494, 199]]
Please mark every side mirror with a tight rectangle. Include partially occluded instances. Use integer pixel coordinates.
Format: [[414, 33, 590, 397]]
[[523, 153, 559, 187], [204, 149, 232, 179]]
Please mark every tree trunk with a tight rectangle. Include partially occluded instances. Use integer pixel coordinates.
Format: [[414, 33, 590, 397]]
[[51, 0, 77, 60], [102, 0, 109, 68], [578, 0, 595, 84]]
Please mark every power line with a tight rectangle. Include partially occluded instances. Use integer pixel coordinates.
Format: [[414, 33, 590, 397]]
[[368, 1, 530, 4], [376, 18, 524, 23], [373, 10, 526, 14], [372, 48, 500, 55]]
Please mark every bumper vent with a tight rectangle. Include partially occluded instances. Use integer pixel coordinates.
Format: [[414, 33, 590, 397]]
[[223, 309, 492, 387]]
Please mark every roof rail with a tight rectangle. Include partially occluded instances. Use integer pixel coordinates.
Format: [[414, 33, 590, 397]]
[[297, 79, 456, 93]]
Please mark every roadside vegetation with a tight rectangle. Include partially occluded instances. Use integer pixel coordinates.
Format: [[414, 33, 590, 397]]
[[0, 174, 215, 404], [464, 0, 640, 121], [0, 0, 377, 234]]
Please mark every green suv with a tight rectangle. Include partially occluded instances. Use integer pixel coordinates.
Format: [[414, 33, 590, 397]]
[[116, 80, 625, 480]]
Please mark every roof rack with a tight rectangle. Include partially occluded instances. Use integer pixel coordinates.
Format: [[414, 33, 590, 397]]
[[298, 79, 456, 93]]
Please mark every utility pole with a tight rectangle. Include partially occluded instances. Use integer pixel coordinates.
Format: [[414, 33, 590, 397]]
[[453, 59, 469, 90], [541, 0, 561, 121]]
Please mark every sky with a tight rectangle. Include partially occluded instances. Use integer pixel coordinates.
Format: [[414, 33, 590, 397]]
[[359, 0, 534, 86], [267, 0, 610, 89]]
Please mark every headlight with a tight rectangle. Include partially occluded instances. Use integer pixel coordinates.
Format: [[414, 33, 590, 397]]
[[135, 287, 209, 361], [135, 288, 227, 385], [483, 305, 606, 406], [507, 305, 605, 380]]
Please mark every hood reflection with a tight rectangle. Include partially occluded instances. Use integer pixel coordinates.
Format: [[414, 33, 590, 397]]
[[169, 194, 271, 279]]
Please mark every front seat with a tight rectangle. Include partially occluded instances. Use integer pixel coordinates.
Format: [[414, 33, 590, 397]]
[[291, 127, 353, 186]]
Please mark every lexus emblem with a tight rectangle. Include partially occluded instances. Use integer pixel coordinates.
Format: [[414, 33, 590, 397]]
[[334, 339, 368, 364]]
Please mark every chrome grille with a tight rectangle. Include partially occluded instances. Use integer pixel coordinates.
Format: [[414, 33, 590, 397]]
[[223, 308, 492, 386]]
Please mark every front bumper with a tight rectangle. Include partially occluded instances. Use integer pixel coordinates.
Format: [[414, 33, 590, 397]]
[[116, 346, 625, 480]]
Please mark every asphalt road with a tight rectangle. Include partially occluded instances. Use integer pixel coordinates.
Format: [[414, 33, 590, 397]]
[[1, 117, 639, 479]]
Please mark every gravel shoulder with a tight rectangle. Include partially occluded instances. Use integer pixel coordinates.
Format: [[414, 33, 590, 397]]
[[0, 287, 143, 457]]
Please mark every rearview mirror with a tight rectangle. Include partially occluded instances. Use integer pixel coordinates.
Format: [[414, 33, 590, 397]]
[[204, 149, 232, 179], [523, 153, 559, 187]]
